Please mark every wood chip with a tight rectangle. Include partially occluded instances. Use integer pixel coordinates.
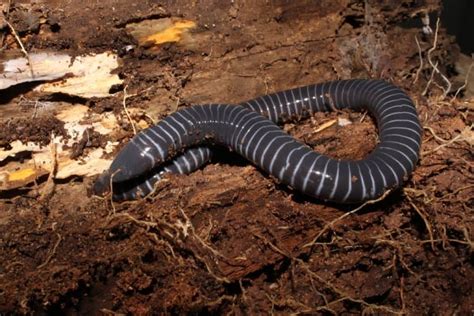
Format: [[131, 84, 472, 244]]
[[0, 52, 122, 98]]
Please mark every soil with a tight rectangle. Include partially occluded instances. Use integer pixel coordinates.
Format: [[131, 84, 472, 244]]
[[0, 0, 473, 315], [0, 115, 67, 148]]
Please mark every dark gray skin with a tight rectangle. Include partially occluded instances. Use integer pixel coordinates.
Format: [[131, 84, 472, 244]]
[[94, 79, 422, 203]]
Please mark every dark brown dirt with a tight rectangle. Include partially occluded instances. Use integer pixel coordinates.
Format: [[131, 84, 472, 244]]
[[0, 115, 67, 148], [69, 128, 108, 160], [1, 0, 473, 315]]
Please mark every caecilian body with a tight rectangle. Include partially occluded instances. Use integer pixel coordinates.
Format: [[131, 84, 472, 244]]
[[94, 79, 422, 203]]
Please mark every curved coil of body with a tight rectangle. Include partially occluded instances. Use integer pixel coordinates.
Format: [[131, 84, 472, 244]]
[[94, 79, 422, 203]]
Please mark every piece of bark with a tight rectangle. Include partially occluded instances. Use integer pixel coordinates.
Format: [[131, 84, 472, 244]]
[[0, 52, 122, 98]]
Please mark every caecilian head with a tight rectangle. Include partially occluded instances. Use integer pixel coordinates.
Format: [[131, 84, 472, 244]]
[[108, 138, 157, 183]]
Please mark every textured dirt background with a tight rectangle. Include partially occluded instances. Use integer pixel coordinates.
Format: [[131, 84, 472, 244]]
[[0, 0, 473, 314]]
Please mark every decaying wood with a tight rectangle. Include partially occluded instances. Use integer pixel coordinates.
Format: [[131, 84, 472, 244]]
[[1, 1, 473, 315]]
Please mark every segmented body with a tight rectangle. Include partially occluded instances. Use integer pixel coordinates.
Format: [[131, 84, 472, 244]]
[[93, 79, 422, 203]]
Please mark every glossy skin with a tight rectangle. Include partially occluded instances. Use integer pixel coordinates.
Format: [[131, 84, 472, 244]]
[[94, 79, 422, 203]]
